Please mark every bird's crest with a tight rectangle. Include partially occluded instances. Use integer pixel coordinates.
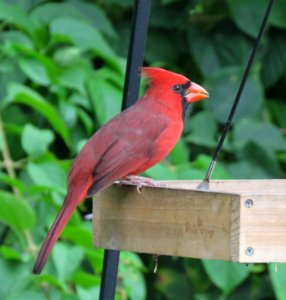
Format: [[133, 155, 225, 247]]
[[142, 67, 189, 86]]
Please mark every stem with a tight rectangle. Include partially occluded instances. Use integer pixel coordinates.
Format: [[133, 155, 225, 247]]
[[0, 160, 26, 170], [0, 113, 37, 256], [0, 114, 19, 196]]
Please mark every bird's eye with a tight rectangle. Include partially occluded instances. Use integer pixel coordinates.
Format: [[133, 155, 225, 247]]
[[173, 84, 182, 93]]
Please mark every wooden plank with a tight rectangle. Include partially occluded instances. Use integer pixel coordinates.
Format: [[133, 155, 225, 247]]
[[93, 184, 240, 260], [230, 195, 241, 261], [160, 179, 286, 194], [92, 179, 286, 262], [238, 194, 286, 263]]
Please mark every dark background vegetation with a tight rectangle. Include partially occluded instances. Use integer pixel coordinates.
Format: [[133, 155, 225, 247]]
[[0, 0, 286, 299]]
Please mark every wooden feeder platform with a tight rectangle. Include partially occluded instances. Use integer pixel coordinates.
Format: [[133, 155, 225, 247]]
[[93, 179, 286, 263]]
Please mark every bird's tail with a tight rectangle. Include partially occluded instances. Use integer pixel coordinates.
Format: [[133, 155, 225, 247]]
[[32, 180, 93, 275], [32, 199, 77, 274]]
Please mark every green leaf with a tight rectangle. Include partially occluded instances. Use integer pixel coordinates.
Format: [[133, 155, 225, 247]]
[[188, 26, 252, 77], [261, 32, 286, 88], [0, 258, 31, 299], [71, 272, 100, 289], [146, 31, 179, 64], [33, 273, 67, 291], [268, 101, 286, 128], [192, 154, 230, 180], [77, 108, 94, 134], [31, 2, 81, 23], [175, 165, 206, 180], [13, 47, 59, 83], [269, 0, 286, 29], [31, 1, 116, 39], [50, 18, 114, 56], [213, 29, 252, 68], [0, 59, 26, 100], [244, 142, 281, 176], [187, 27, 221, 77], [0, 246, 23, 261], [59, 102, 78, 129], [0, 172, 26, 193], [155, 268, 194, 300], [87, 75, 121, 125], [58, 65, 86, 95], [19, 58, 50, 86], [186, 111, 217, 147], [205, 67, 264, 123], [119, 252, 146, 300], [169, 139, 189, 165], [76, 286, 100, 300], [69, 92, 92, 111], [175, 156, 229, 181], [6, 291, 47, 300], [68, 0, 117, 39], [144, 162, 177, 180], [84, 248, 104, 274], [202, 260, 249, 294], [0, 191, 36, 232], [229, 142, 281, 179], [27, 162, 67, 194], [62, 225, 93, 248], [53, 47, 81, 67], [150, 2, 185, 29], [227, 160, 272, 179], [4, 83, 70, 146], [52, 243, 84, 281], [233, 119, 286, 151], [21, 124, 54, 157], [227, 0, 268, 37], [0, 31, 33, 49], [0, 2, 36, 36], [269, 263, 286, 300]]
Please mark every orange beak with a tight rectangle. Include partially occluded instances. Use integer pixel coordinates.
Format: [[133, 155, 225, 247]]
[[186, 82, 209, 103]]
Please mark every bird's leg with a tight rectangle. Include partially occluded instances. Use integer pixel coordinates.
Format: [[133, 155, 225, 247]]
[[116, 175, 166, 193]]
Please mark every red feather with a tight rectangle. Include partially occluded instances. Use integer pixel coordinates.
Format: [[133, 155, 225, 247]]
[[33, 67, 208, 274]]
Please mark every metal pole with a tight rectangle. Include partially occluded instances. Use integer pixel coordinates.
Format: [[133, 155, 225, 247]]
[[99, 1, 151, 299], [121, 0, 152, 110]]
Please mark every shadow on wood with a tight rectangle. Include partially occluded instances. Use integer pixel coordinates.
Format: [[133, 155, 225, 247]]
[[93, 179, 286, 263]]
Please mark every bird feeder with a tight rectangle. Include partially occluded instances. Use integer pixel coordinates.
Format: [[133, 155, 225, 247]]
[[93, 179, 286, 263]]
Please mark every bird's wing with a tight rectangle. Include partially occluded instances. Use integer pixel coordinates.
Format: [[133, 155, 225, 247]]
[[87, 113, 170, 195]]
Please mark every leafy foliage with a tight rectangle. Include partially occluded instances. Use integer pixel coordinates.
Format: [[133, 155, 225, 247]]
[[0, 0, 285, 299]]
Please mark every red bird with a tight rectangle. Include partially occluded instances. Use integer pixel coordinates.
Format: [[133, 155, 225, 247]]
[[33, 67, 208, 274]]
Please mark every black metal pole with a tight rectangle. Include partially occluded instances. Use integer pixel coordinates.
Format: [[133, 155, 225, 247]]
[[121, 0, 152, 110], [99, 1, 151, 299]]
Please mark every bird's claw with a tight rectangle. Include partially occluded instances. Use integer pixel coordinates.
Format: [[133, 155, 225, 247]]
[[116, 175, 166, 194]]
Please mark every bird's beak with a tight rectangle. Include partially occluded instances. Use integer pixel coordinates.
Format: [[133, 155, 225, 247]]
[[186, 82, 209, 103]]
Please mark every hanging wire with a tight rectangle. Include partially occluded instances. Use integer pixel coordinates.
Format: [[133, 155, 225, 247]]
[[198, 0, 275, 188]]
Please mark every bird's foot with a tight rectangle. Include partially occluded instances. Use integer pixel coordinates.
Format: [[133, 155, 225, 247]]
[[117, 175, 166, 193]]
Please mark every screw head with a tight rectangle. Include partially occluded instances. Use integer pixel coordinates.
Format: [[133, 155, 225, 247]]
[[245, 199, 254, 208], [245, 247, 254, 256]]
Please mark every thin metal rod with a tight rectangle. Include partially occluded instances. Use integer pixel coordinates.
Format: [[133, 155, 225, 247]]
[[203, 0, 274, 182], [99, 1, 151, 299]]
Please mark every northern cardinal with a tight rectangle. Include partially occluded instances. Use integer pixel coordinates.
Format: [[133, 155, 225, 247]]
[[33, 67, 208, 274]]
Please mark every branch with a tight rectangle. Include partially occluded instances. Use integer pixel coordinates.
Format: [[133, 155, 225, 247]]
[[0, 113, 37, 255], [0, 114, 19, 196]]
